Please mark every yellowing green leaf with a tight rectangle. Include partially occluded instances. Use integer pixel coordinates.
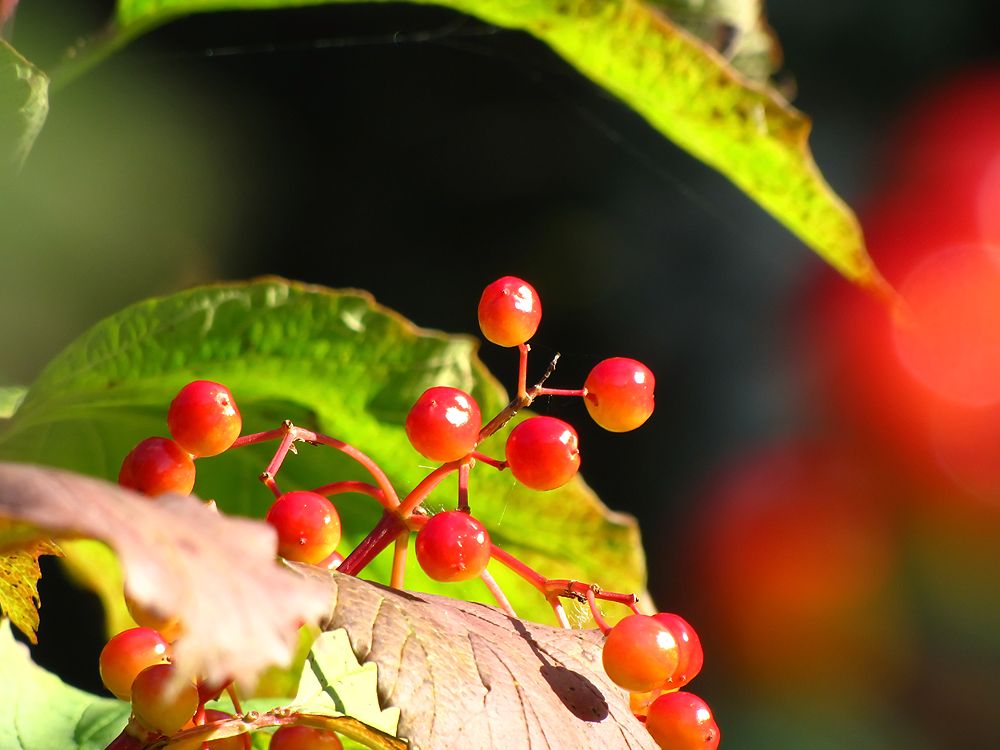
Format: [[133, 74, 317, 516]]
[[0, 538, 59, 643], [292, 629, 401, 736], [105, 0, 880, 286]]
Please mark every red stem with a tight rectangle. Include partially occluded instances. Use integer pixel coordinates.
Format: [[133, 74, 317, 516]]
[[338, 512, 409, 576], [312, 480, 390, 510], [536, 387, 586, 398], [517, 343, 530, 399], [397, 461, 460, 516], [586, 588, 613, 634], [457, 462, 470, 513], [469, 451, 507, 470], [480, 568, 516, 617], [390, 531, 409, 589]]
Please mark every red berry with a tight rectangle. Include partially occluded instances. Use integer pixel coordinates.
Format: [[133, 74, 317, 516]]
[[415, 511, 491, 582], [505, 416, 580, 491], [405, 386, 482, 462], [167, 380, 242, 457], [266, 491, 342, 565], [652, 613, 704, 688], [125, 594, 183, 643], [478, 276, 542, 347], [645, 691, 720, 750], [584, 357, 655, 432], [630, 687, 668, 719], [118, 437, 195, 497], [602, 614, 679, 693], [99, 627, 171, 700], [269, 726, 343, 750], [130, 663, 199, 735], [319, 550, 345, 570]]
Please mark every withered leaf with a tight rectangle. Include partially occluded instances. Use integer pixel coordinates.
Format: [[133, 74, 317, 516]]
[[300, 568, 659, 750], [0, 461, 330, 689]]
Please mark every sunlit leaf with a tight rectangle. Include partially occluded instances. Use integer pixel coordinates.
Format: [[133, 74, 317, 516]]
[[102, 0, 878, 285], [298, 569, 658, 750], [0, 538, 60, 643], [0, 619, 131, 750], [0, 462, 331, 690], [0, 279, 648, 628], [291, 629, 400, 735]]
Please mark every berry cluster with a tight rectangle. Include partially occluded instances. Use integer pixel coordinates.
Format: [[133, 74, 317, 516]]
[[99, 622, 344, 748], [603, 613, 717, 748], [106, 276, 713, 749]]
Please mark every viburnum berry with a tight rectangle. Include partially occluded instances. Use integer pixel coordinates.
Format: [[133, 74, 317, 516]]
[[99, 627, 171, 700], [653, 612, 704, 688], [125, 594, 183, 643], [269, 725, 344, 750], [130, 663, 199, 735], [602, 614, 679, 693], [584, 357, 655, 432], [405, 386, 482, 462], [645, 691, 720, 750], [505, 416, 580, 491], [630, 687, 668, 719], [167, 380, 242, 457], [478, 276, 542, 347], [118, 437, 195, 497], [415, 510, 491, 582], [319, 550, 345, 571], [266, 490, 342, 565]]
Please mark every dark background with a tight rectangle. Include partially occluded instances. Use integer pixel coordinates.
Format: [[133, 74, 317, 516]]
[[4, 1, 1000, 748]]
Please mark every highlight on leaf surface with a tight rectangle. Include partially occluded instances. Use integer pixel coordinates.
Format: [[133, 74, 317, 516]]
[[0, 619, 131, 750], [296, 568, 659, 750], [0, 461, 330, 690], [0, 278, 649, 629], [86, 0, 880, 287]]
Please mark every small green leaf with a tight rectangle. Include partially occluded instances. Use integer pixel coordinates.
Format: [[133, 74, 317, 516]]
[[0, 539, 60, 643], [0, 386, 25, 419], [0, 279, 648, 627], [0, 39, 48, 172], [0, 619, 131, 750], [291, 629, 400, 736], [104, 0, 879, 285]]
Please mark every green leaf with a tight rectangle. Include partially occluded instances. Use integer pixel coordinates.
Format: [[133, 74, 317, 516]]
[[0, 619, 131, 750], [0, 538, 60, 643], [0, 386, 25, 419], [103, 0, 879, 286], [0, 39, 48, 172], [291, 629, 400, 736], [0, 279, 648, 627]]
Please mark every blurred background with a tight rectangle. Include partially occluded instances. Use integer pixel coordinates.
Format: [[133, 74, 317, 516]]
[[4, 1, 1000, 747]]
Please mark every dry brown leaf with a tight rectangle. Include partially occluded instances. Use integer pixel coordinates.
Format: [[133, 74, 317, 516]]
[[298, 568, 659, 750], [0, 461, 330, 689]]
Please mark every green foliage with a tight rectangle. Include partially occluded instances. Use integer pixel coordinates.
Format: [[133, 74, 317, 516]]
[[291, 629, 400, 735], [105, 0, 875, 285], [0, 0, 877, 286], [0, 620, 130, 750], [0, 279, 648, 626]]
